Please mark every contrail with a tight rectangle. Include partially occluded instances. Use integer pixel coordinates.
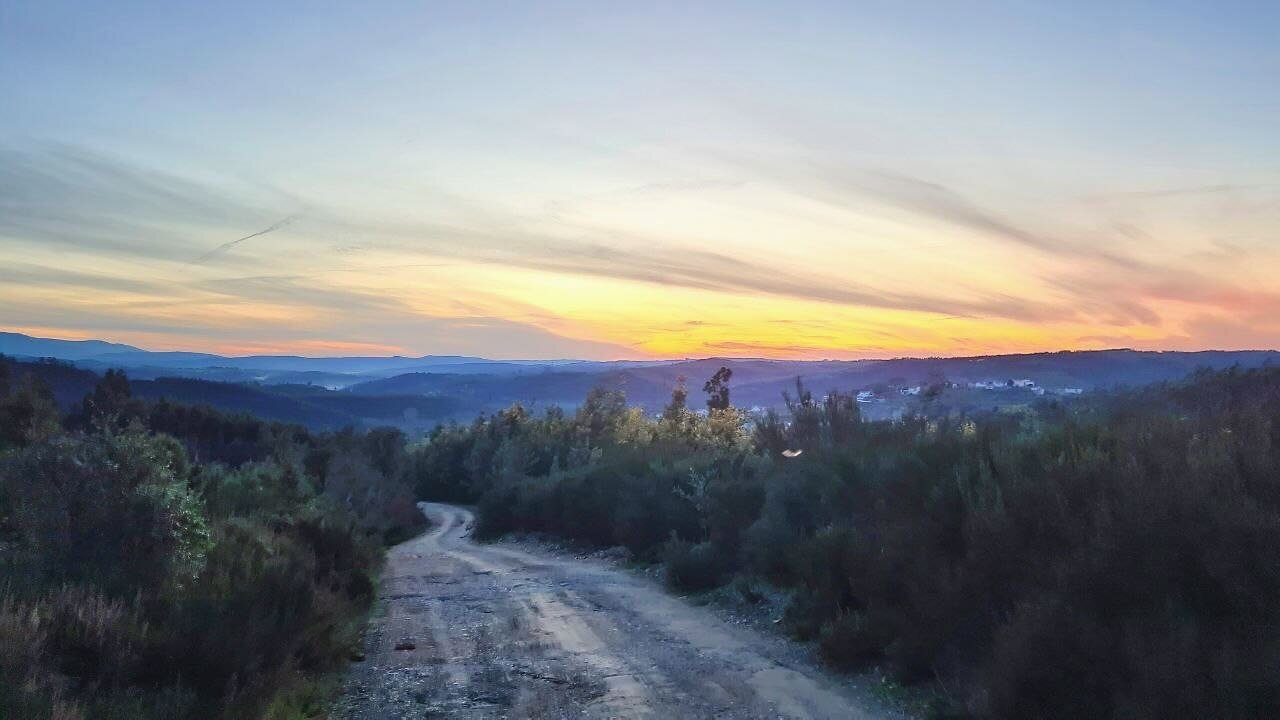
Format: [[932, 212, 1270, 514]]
[[192, 214, 299, 264]]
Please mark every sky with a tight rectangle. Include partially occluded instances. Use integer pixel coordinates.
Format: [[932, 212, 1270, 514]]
[[1, 1, 1277, 359]]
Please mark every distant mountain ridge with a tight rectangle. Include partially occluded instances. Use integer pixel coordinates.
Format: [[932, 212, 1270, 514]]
[[0, 332, 662, 382], [0, 332, 141, 360], [4, 331, 1278, 429], [346, 349, 1280, 414]]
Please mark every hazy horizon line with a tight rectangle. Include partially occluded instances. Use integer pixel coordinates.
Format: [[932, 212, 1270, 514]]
[[5, 329, 1278, 365]]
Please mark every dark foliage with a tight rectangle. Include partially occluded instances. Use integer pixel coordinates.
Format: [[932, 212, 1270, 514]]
[[0, 368, 425, 719], [413, 366, 1280, 719], [703, 366, 733, 411]]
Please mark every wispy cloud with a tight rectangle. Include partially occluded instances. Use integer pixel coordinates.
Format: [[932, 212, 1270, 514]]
[[1079, 184, 1262, 203], [748, 160, 1157, 272], [3, 140, 1277, 356], [5, 144, 1081, 326], [0, 273, 640, 359], [0, 263, 164, 295], [705, 340, 877, 357], [0, 142, 1172, 329], [325, 212, 1081, 324], [192, 214, 300, 264], [0, 144, 297, 262]]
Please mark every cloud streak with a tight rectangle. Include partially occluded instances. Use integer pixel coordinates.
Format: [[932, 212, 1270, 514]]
[[769, 161, 1157, 273], [3, 141, 1277, 356], [192, 214, 300, 264], [0, 144, 296, 263], [327, 211, 1082, 324], [0, 143, 1172, 329], [4, 144, 1078, 325]]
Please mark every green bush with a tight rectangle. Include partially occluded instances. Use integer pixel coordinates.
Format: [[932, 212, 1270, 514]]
[[4, 432, 210, 594], [818, 612, 885, 670], [0, 369, 426, 719], [663, 539, 727, 593], [426, 366, 1280, 718]]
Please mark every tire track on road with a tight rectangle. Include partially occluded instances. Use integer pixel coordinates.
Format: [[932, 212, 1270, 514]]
[[335, 503, 906, 719]]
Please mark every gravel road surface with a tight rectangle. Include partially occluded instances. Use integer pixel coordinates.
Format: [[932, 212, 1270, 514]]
[[332, 503, 904, 719]]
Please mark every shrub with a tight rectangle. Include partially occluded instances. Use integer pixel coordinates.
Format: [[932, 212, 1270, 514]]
[[663, 539, 727, 593], [818, 612, 884, 670], [40, 585, 148, 688], [475, 486, 521, 540], [0, 591, 48, 715], [443, 366, 1280, 717], [0, 368, 427, 718], [3, 432, 211, 594]]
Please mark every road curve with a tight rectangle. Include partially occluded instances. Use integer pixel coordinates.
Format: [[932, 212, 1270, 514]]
[[332, 503, 902, 719]]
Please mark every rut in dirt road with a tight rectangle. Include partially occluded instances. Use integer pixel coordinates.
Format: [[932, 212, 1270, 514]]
[[332, 503, 907, 719]]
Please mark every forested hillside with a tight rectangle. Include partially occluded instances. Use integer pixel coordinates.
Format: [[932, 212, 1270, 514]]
[[7, 349, 1278, 719], [0, 357, 459, 431], [414, 367, 1280, 719], [8, 332, 1279, 428], [0, 363, 425, 718]]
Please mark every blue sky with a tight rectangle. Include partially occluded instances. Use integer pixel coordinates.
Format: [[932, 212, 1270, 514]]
[[1, 1, 1277, 357]]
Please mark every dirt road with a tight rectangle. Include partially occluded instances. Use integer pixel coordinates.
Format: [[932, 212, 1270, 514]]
[[332, 503, 903, 719]]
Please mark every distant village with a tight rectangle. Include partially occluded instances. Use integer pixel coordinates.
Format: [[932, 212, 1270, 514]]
[[851, 378, 1085, 405], [716, 378, 1089, 419]]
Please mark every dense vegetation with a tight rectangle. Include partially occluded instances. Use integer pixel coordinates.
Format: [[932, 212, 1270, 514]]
[[0, 360, 424, 719], [6, 350, 1276, 718], [414, 366, 1280, 719], [0, 356, 459, 431]]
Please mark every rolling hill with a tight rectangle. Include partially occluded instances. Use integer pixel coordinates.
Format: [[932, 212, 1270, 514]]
[[5, 331, 1278, 429]]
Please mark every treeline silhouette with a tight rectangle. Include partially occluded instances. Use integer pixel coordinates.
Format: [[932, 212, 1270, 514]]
[[0, 362, 424, 719], [414, 367, 1280, 718]]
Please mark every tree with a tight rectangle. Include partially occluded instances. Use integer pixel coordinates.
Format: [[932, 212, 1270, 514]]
[[783, 377, 821, 448], [577, 387, 628, 446], [658, 378, 692, 443], [703, 367, 733, 411], [363, 426, 408, 480], [752, 408, 788, 457], [663, 377, 689, 423], [4, 432, 210, 593], [822, 389, 860, 445], [82, 369, 139, 430], [0, 374, 61, 449]]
